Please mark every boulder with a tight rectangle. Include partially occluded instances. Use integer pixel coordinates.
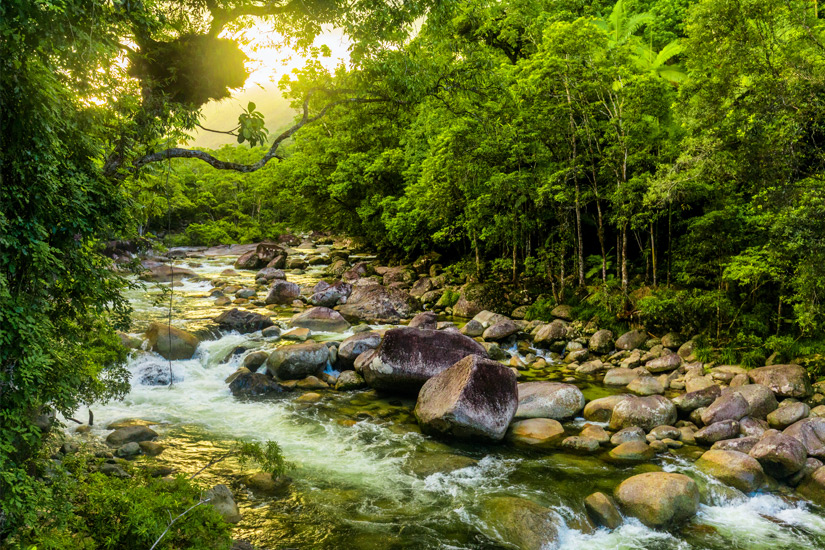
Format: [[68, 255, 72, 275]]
[[265, 280, 301, 305], [583, 394, 631, 422], [701, 393, 749, 425], [724, 384, 779, 419], [672, 385, 722, 413], [205, 484, 241, 523], [361, 327, 487, 394], [214, 308, 274, 334], [614, 472, 699, 528], [336, 332, 381, 369], [266, 342, 330, 380], [589, 329, 614, 355], [645, 354, 682, 373], [482, 320, 520, 341], [514, 382, 585, 420], [748, 364, 813, 399], [696, 449, 765, 492], [608, 395, 677, 431], [608, 440, 655, 464], [106, 426, 157, 447], [615, 330, 647, 351], [694, 420, 740, 446], [459, 319, 484, 337], [255, 267, 286, 281], [561, 436, 600, 453], [243, 351, 269, 370], [309, 281, 352, 307], [584, 492, 622, 529], [452, 283, 507, 319], [604, 368, 639, 386], [783, 417, 825, 458], [748, 430, 807, 478], [337, 284, 419, 323], [139, 264, 197, 283], [661, 332, 684, 349], [290, 307, 350, 333], [627, 376, 665, 395], [480, 497, 560, 550], [767, 401, 810, 429], [611, 426, 647, 446], [235, 242, 285, 270], [228, 371, 285, 398], [136, 362, 183, 386], [506, 418, 565, 447], [408, 311, 438, 329], [414, 355, 517, 441], [145, 322, 198, 360], [335, 370, 367, 391], [532, 320, 568, 348], [550, 304, 574, 320]]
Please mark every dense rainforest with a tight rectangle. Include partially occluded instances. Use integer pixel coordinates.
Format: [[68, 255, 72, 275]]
[[138, 0, 825, 365], [3, 0, 825, 548]]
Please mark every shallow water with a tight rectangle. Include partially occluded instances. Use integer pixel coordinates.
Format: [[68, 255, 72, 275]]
[[86, 251, 825, 549]]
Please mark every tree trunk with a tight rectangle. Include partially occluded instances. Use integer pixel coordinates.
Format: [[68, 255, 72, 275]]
[[621, 222, 629, 294], [651, 222, 657, 286], [473, 232, 482, 281], [512, 242, 517, 283], [575, 181, 584, 286], [596, 199, 607, 283]]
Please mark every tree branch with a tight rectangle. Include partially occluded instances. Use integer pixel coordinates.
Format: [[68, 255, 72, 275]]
[[149, 497, 212, 550], [132, 91, 398, 173], [208, 1, 291, 36]]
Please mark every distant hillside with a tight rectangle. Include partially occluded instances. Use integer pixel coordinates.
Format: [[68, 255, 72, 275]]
[[187, 85, 298, 150]]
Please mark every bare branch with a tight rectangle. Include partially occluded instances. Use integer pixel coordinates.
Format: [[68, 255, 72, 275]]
[[132, 91, 398, 173]]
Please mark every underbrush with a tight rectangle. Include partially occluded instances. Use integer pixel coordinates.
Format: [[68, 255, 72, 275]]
[[9, 454, 232, 550]]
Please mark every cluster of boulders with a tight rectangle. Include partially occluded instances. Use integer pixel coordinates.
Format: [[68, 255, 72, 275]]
[[127, 237, 825, 539]]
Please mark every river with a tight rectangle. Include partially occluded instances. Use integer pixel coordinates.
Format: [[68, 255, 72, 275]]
[[85, 248, 825, 549]]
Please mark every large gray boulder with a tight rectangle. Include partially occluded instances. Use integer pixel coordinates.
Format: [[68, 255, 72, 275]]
[[361, 327, 487, 393], [748, 364, 813, 398], [696, 449, 765, 492], [533, 320, 568, 348], [608, 395, 677, 431], [749, 430, 807, 478], [336, 332, 381, 369], [414, 355, 517, 441], [265, 280, 301, 305], [515, 382, 585, 420], [615, 330, 647, 351], [290, 307, 350, 332], [266, 342, 330, 380], [214, 308, 274, 334], [337, 284, 419, 323], [614, 472, 699, 528], [145, 322, 198, 360]]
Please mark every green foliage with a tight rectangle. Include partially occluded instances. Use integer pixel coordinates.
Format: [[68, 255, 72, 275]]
[[11, 455, 231, 550], [234, 440, 289, 479], [237, 102, 268, 147]]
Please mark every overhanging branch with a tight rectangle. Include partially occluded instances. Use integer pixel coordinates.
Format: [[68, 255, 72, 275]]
[[131, 90, 397, 173]]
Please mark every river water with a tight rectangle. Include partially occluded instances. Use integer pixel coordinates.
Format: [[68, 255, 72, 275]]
[[85, 250, 825, 549]]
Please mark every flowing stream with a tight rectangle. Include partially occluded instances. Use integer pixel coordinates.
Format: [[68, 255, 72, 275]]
[[84, 249, 825, 549]]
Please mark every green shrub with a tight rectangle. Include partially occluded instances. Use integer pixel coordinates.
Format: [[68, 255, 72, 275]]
[[13, 457, 232, 550]]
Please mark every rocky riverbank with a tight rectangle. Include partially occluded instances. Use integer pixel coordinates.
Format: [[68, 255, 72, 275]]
[[99, 236, 825, 549]]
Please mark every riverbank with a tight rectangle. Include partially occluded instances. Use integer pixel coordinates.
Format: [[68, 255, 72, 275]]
[[80, 237, 825, 549]]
